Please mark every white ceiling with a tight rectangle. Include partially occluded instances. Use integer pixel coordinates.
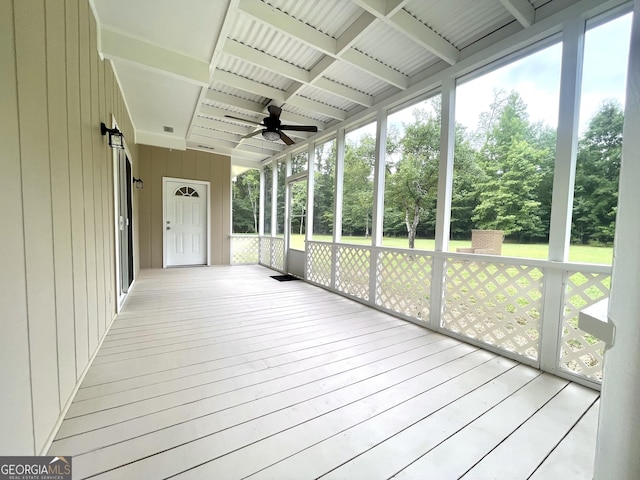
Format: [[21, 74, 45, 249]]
[[91, 0, 581, 167]]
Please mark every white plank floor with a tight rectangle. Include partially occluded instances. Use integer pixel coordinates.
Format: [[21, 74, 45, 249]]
[[50, 265, 600, 479]]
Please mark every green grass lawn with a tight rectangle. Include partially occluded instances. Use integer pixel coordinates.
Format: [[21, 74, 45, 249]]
[[289, 234, 613, 265]]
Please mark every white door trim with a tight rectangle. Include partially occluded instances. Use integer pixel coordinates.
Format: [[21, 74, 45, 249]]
[[286, 173, 308, 277], [163, 177, 211, 268], [112, 117, 135, 313]]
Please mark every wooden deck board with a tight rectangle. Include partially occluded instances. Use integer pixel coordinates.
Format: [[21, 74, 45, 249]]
[[49, 266, 600, 479]]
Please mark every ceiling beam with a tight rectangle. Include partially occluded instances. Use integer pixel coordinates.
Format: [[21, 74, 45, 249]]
[[237, 0, 336, 55], [212, 67, 372, 109], [313, 78, 374, 107], [204, 90, 265, 115], [285, 96, 348, 121], [194, 115, 310, 140], [236, 0, 406, 95], [223, 39, 310, 84], [498, 0, 536, 28], [199, 101, 325, 133], [336, 11, 377, 54], [341, 49, 409, 89], [190, 134, 284, 156], [211, 70, 287, 102], [99, 28, 210, 86], [187, 139, 269, 162], [192, 127, 284, 152], [198, 104, 259, 122], [351, 0, 460, 65], [390, 10, 459, 65], [186, 0, 239, 143], [193, 116, 255, 135]]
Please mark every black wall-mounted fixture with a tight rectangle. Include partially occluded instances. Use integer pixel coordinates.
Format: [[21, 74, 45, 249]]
[[100, 122, 124, 149], [132, 177, 144, 189]]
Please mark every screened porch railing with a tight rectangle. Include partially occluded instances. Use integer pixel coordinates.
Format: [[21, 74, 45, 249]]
[[231, 236, 610, 387]]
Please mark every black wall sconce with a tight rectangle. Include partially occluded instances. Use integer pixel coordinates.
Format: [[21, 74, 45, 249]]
[[100, 122, 124, 149], [132, 177, 144, 189]]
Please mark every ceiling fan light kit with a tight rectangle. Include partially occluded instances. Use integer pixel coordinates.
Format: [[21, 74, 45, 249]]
[[262, 130, 280, 141], [224, 105, 317, 146]]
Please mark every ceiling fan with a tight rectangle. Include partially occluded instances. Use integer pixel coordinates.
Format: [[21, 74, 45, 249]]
[[225, 105, 318, 146]]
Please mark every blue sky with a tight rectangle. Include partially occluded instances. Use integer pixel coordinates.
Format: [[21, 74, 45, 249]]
[[455, 12, 632, 136], [376, 12, 633, 140]]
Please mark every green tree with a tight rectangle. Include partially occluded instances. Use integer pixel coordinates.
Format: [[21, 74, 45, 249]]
[[232, 169, 260, 233], [342, 134, 375, 237], [385, 108, 440, 248], [473, 91, 548, 240], [473, 139, 545, 237], [572, 100, 623, 245], [313, 140, 336, 236], [450, 124, 483, 239]]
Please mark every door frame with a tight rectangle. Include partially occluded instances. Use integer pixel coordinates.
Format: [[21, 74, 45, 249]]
[[162, 177, 211, 268], [112, 119, 135, 313], [285, 171, 308, 278]]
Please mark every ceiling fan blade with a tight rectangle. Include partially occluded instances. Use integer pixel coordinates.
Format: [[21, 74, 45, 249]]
[[267, 105, 282, 118], [279, 125, 318, 132], [279, 131, 295, 146], [241, 129, 263, 140], [224, 114, 263, 126]]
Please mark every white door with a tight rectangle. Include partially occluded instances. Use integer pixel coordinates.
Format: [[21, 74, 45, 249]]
[[287, 177, 307, 278], [164, 179, 208, 266]]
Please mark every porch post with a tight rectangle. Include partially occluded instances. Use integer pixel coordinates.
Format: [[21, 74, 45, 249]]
[[593, 2, 640, 478], [259, 165, 265, 236], [305, 143, 316, 280], [539, 16, 585, 373], [334, 128, 345, 244], [429, 78, 455, 331], [270, 158, 277, 236], [332, 128, 345, 289], [283, 153, 291, 271], [371, 108, 387, 247]]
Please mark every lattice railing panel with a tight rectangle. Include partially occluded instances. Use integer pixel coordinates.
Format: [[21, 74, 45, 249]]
[[307, 243, 332, 287], [231, 236, 259, 265], [559, 271, 610, 381], [271, 237, 285, 271], [442, 259, 543, 360], [335, 245, 370, 301], [376, 250, 432, 322], [259, 237, 272, 266]]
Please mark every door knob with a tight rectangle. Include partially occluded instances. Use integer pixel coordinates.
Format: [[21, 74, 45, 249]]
[[166, 226, 171, 230]]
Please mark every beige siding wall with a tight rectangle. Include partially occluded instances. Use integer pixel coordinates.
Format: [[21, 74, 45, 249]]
[[0, 0, 137, 455], [138, 146, 231, 267]]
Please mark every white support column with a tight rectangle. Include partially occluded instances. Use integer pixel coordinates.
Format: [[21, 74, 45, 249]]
[[429, 79, 455, 331], [369, 110, 387, 307], [548, 17, 584, 262], [305, 143, 316, 279], [594, 4, 640, 478], [332, 128, 345, 289], [306, 142, 316, 244], [539, 17, 585, 373], [270, 159, 277, 237], [283, 154, 292, 271], [433, 81, 455, 253], [258, 166, 265, 236], [334, 128, 345, 244], [371, 109, 387, 247]]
